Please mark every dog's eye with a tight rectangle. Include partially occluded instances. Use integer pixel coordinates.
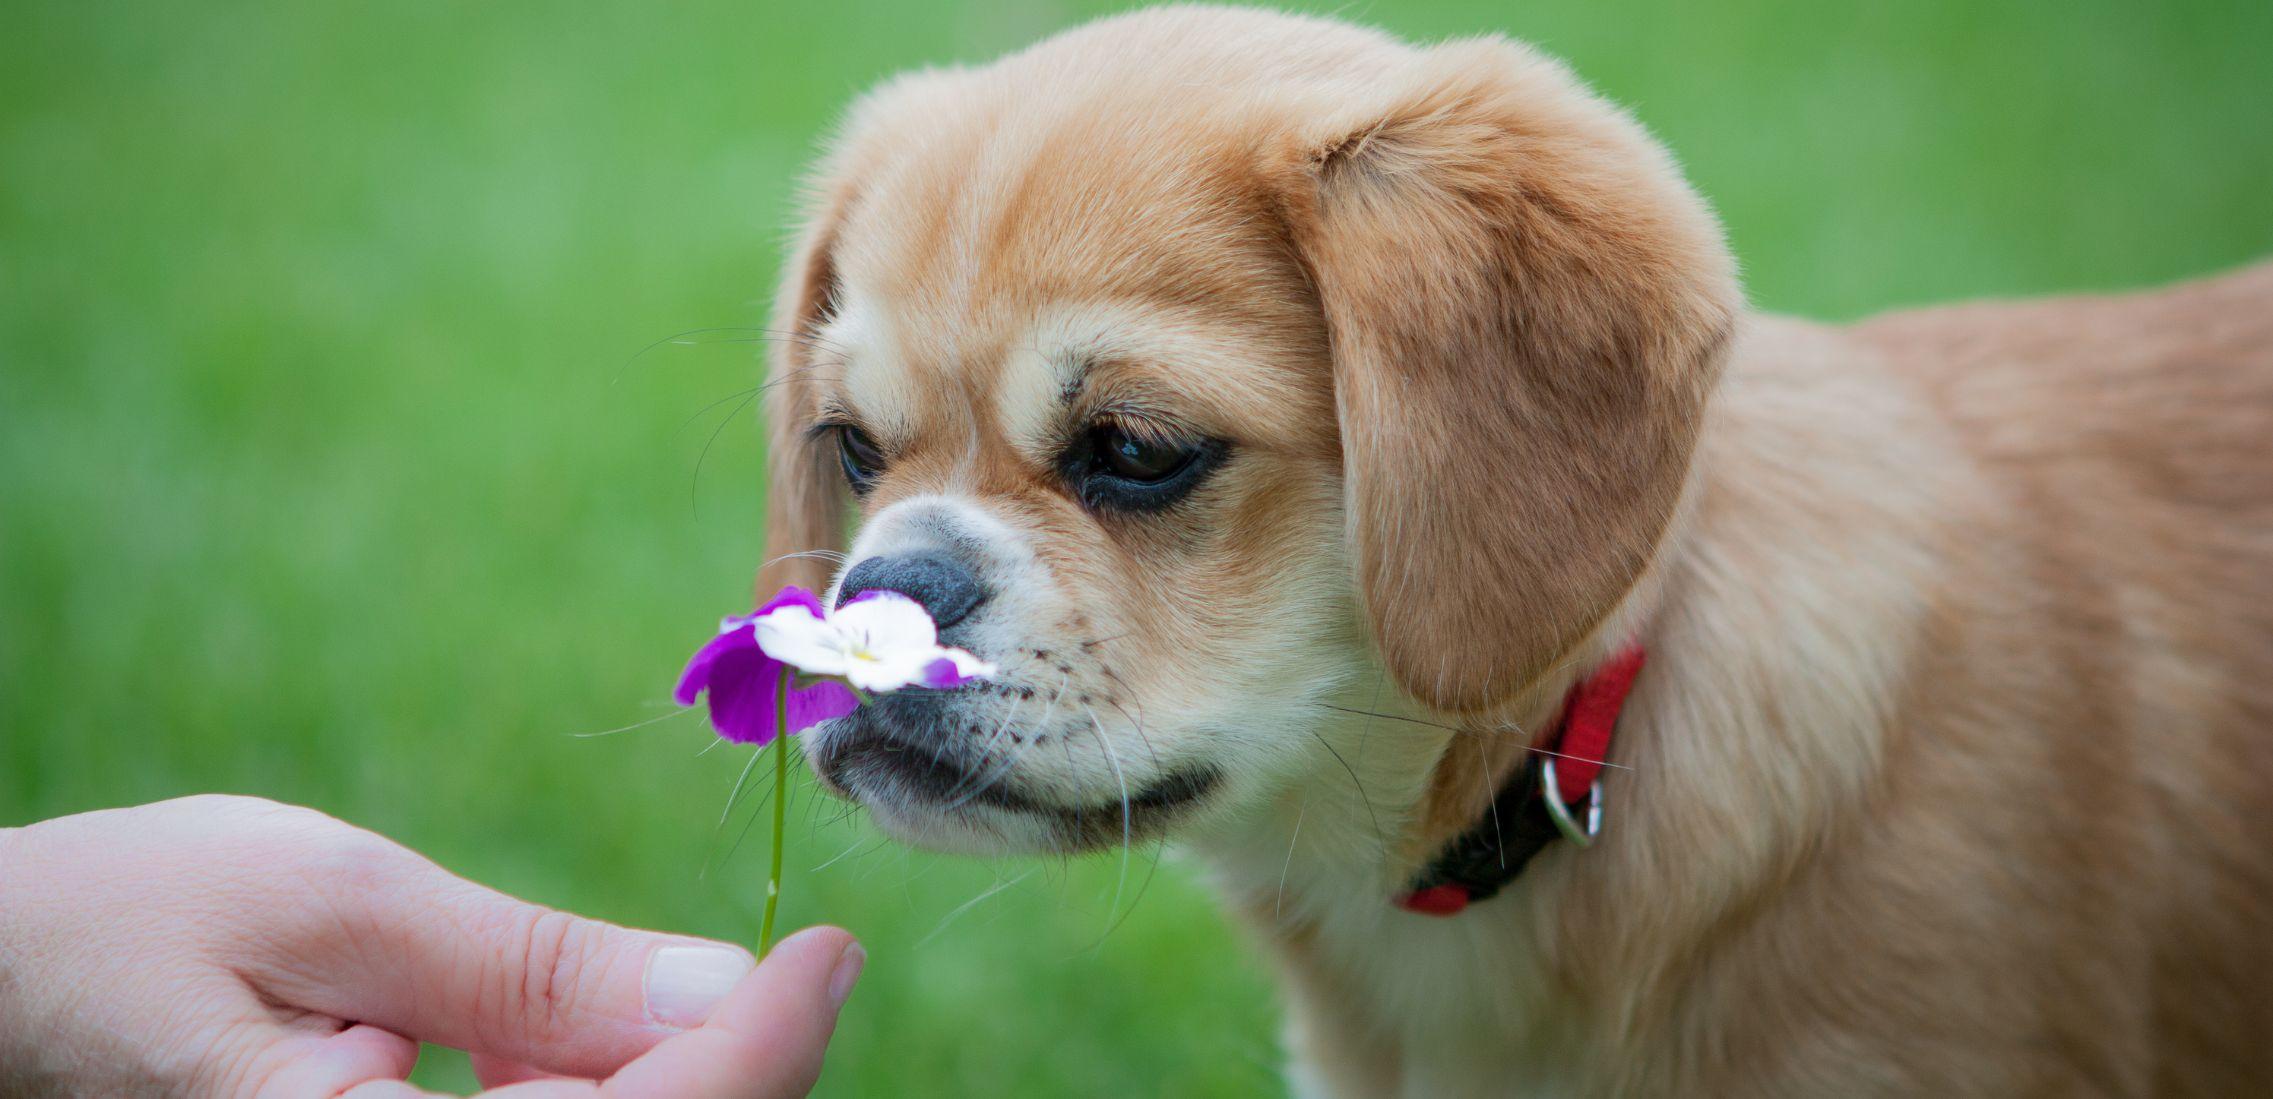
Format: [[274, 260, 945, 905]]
[[1092, 425, 1193, 483], [836, 425, 886, 493], [1072, 423, 1223, 512]]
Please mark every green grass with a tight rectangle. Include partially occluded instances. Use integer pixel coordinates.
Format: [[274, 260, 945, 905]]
[[3, 1, 2268, 1094]]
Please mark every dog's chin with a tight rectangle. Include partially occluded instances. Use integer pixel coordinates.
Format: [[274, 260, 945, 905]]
[[806, 713, 1221, 856]]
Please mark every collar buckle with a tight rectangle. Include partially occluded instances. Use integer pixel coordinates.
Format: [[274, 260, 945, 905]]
[[1392, 645, 1642, 914], [1538, 755, 1605, 848]]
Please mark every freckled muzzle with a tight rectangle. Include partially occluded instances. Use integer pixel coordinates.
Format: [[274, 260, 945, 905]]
[[805, 690, 1221, 852]]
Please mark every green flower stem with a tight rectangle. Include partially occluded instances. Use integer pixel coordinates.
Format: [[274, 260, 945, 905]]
[[759, 664, 790, 957]]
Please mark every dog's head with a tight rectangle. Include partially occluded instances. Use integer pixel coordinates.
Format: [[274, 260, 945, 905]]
[[758, 8, 1737, 856]]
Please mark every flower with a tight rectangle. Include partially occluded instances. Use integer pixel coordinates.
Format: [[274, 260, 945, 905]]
[[673, 588, 859, 745], [672, 582, 993, 958], [673, 585, 995, 744], [753, 589, 997, 693]]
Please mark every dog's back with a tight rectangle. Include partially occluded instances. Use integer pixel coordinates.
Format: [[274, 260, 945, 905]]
[[1857, 265, 2273, 778], [1878, 268, 2273, 1092], [1731, 267, 2273, 1093], [1861, 262, 2273, 521], [1562, 269, 2269, 1094]]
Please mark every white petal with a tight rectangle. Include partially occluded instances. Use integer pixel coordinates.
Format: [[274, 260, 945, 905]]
[[830, 592, 938, 654], [754, 606, 852, 675], [845, 649, 937, 692], [939, 647, 997, 680]]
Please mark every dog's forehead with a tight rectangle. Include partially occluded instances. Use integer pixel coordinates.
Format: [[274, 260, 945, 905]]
[[816, 127, 1320, 455]]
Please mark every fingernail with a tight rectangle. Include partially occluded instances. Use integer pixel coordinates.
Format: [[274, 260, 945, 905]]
[[645, 944, 754, 1028], [828, 942, 866, 1009]]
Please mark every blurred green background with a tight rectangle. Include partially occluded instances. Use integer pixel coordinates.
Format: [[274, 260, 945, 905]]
[[3, 0, 2268, 1094]]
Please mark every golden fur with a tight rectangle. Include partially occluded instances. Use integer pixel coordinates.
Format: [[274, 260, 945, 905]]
[[756, 7, 2273, 1095]]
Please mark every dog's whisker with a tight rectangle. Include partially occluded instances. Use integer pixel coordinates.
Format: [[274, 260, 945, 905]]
[[1099, 691, 1165, 776], [1098, 665, 1152, 730], [916, 868, 1034, 949], [756, 359, 846, 395], [689, 386, 764, 509], [1321, 704, 1632, 770], [811, 833, 873, 874], [699, 746, 786, 880], [569, 708, 694, 738], [630, 325, 855, 364], [1275, 800, 1307, 924], [1305, 726, 1387, 853], [1519, 745, 1630, 770], [714, 775, 780, 871], [668, 364, 839, 441], [1083, 706, 1135, 936], [1083, 825, 1171, 955], [714, 746, 769, 830], [938, 696, 1032, 812], [1028, 672, 1071, 734], [676, 387, 762, 433], [1088, 708, 1134, 845], [764, 549, 850, 569], [616, 327, 799, 380]]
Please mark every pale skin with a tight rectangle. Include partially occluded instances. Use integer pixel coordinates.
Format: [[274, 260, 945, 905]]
[[0, 795, 864, 1098]]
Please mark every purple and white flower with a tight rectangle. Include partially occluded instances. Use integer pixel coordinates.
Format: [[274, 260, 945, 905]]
[[674, 582, 992, 956], [754, 589, 995, 693], [673, 587, 859, 746], [674, 585, 995, 744]]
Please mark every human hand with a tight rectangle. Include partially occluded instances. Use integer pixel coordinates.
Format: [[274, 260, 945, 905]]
[[0, 795, 863, 1098]]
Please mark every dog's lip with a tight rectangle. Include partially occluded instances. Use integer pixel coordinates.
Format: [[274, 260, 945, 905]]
[[816, 727, 1219, 823]]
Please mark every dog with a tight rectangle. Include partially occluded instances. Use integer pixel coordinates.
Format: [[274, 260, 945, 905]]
[[752, 7, 2273, 1095]]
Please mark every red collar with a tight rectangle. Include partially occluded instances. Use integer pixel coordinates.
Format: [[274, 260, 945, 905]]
[[1394, 645, 1646, 916]]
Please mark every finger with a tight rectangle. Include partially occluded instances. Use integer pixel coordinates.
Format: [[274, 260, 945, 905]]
[[250, 841, 757, 1079], [253, 1024, 420, 1099], [603, 926, 862, 1099], [450, 931, 856, 1099], [472, 1052, 574, 1088], [476, 1082, 603, 1098], [338, 1080, 451, 1099]]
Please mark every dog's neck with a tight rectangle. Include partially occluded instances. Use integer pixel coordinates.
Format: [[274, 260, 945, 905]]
[[1182, 436, 1696, 929], [1182, 315, 1977, 1090], [1182, 617, 1653, 941]]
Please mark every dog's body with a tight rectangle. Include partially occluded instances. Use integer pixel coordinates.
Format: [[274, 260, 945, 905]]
[[755, 8, 2273, 1094], [1217, 272, 2273, 1097]]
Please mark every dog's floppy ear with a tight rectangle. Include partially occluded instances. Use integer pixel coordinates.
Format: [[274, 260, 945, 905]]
[[755, 182, 852, 599], [1277, 40, 1739, 712]]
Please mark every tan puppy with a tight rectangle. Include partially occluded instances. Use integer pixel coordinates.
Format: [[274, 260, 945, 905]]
[[755, 7, 2273, 1095]]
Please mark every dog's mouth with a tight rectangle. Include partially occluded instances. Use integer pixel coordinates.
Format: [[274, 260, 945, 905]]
[[810, 709, 1220, 852]]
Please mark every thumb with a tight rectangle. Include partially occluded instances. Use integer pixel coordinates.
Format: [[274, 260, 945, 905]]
[[255, 844, 758, 1079]]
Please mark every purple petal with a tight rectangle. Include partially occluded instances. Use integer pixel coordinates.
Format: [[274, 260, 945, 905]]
[[677, 587, 864, 745], [785, 679, 860, 733], [919, 656, 974, 689], [707, 658, 858, 745], [756, 585, 828, 619], [702, 646, 787, 745], [674, 622, 756, 707]]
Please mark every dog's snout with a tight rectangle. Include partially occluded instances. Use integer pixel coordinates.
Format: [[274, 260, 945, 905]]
[[838, 553, 987, 628]]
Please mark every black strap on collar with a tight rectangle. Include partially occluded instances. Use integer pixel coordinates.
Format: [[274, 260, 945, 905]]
[[1394, 755, 1565, 915], [1392, 645, 1642, 916]]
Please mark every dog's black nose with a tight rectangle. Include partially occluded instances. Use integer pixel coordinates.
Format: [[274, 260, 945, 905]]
[[837, 553, 987, 629]]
